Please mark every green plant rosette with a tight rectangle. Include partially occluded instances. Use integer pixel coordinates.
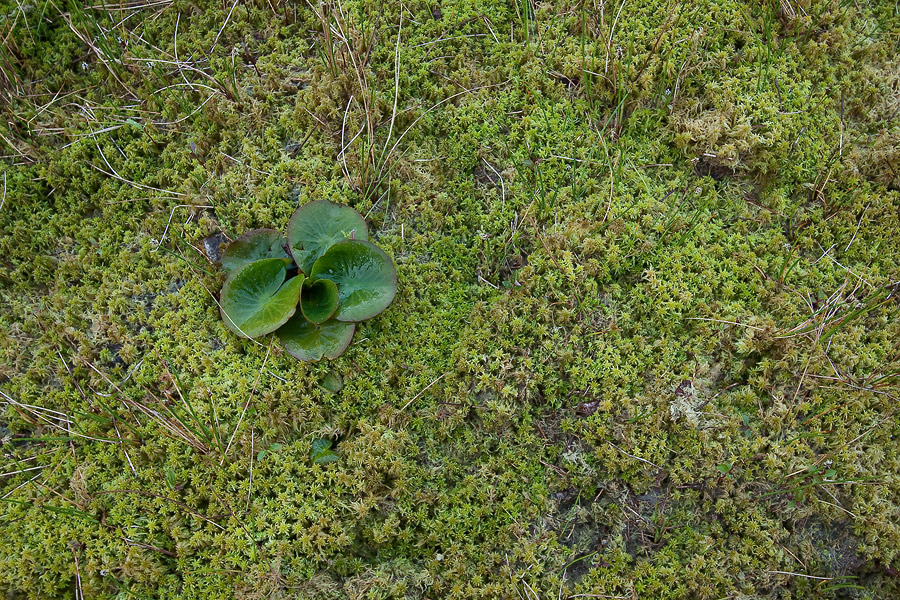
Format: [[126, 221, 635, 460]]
[[221, 229, 291, 275], [287, 200, 368, 274], [219, 258, 304, 338], [277, 315, 356, 361], [310, 239, 398, 322]]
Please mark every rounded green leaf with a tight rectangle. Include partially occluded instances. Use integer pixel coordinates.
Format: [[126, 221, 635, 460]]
[[310, 438, 339, 464], [219, 258, 304, 338], [310, 239, 397, 322], [277, 316, 356, 361], [221, 229, 291, 275], [319, 369, 344, 394], [300, 278, 339, 324], [287, 200, 368, 274]]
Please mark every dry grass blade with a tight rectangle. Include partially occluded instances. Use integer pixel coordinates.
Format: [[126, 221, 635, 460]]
[[50, 0, 138, 98], [223, 340, 272, 461], [125, 393, 212, 453], [776, 277, 893, 341], [84, 0, 173, 12], [0, 389, 117, 444], [87, 352, 224, 456], [210, 0, 240, 54]]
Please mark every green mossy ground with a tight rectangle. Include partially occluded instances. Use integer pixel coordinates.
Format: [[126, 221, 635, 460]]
[[1, 0, 899, 598]]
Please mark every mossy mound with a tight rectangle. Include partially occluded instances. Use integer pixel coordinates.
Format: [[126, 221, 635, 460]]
[[1, 0, 899, 598]]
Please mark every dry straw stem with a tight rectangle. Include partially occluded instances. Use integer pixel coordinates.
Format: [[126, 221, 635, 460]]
[[49, 0, 138, 98], [776, 277, 893, 341]]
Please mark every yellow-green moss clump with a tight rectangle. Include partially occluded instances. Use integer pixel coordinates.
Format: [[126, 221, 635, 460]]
[[1, 0, 899, 598]]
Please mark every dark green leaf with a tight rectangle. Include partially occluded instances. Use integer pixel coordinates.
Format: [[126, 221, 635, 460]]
[[219, 259, 304, 338], [300, 278, 339, 324], [310, 239, 397, 322], [257, 443, 282, 461], [319, 369, 344, 394], [277, 315, 356, 361], [310, 438, 339, 464], [287, 200, 368, 274], [221, 229, 291, 275]]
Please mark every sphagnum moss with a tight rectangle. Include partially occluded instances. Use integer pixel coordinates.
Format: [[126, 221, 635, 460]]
[[1, 0, 899, 598]]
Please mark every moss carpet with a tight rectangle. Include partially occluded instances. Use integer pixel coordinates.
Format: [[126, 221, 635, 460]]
[[1, 0, 899, 597]]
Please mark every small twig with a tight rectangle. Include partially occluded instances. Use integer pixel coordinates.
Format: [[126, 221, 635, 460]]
[[246, 428, 254, 513], [410, 33, 486, 48], [224, 340, 272, 460], [777, 543, 807, 570], [376, 9, 403, 171], [766, 571, 832, 581], [221, 152, 272, 176], [399, 372, 449, 413], [123, 538, 177, 557], [608, 441, 662, 470], [478, 274, 499, 289], [72, 546, 83, 600], [1, 473, 44, 500], [844, 203, 870, 252], [114, 422, 136, 476], [338, 95, 357, 184], [685, 317, 764, 331], [0, 464, 48, 478], [482, 158, 505, 208], [209, 0, 240, 54], [376, 81, 507, 187], [151, 204, 214, 252], [97, 489, 225, 529]]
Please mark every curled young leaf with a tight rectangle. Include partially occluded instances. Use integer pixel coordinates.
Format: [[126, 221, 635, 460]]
[[300, 278, 339, 324], [287, 200, 368, 274], [219, 258, 304, 338], [221, 229, 291, 275], [310, 239, 397, 322]]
